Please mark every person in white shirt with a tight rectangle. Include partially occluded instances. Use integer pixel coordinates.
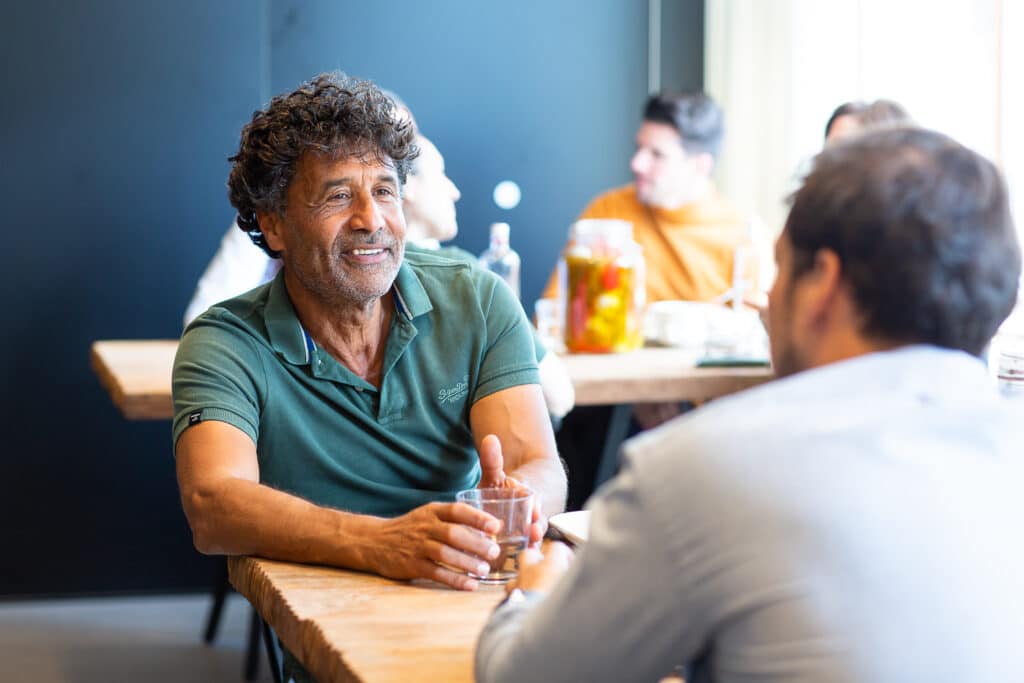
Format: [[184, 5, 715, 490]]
[[475, 126, 1024, 683]]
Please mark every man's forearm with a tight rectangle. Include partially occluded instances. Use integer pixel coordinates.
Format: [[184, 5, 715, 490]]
[[184, 475, 381, 569], [508, 455, 567, 515], [183, 473, 509, 590]]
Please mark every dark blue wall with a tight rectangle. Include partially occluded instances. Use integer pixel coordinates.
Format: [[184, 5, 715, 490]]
[[1, 0, 702, 596]]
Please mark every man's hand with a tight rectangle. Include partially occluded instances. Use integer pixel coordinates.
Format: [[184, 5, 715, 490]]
[[509, 540, 574, 594], [478, 434, 547, 544], [366, 502, 503, 591], [478, 433, 512, 488]]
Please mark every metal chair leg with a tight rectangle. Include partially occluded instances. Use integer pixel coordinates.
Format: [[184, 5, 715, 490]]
[[261, 616, 284, 683], [593, 403, 633, 489], [203, 559, 231, 643], [244, 607, 261, 680]]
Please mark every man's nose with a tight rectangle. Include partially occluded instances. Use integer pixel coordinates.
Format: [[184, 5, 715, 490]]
[[448, 177, 461, 202], [349, 192, 383, 231], [630, 150, 649, 175]]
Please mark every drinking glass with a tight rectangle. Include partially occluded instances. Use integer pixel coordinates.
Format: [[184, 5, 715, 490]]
[[456, 487, 534, 583]]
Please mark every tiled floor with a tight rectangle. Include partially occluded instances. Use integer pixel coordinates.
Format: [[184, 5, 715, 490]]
[[0, 593, 274, 682]]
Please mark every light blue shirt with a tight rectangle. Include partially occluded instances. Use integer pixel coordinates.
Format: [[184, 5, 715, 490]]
[[476, 346, 1024, 682]]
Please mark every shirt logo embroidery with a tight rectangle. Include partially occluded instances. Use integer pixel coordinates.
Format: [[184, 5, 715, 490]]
[[188, 410, 202, 425], [437, 375, 469, 404]]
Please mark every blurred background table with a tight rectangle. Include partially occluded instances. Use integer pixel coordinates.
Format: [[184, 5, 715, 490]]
[[90, 339, 771, 420], [91, 339, 772, 498], [91, 339, 178, 420], [562, 348, 770, 405]]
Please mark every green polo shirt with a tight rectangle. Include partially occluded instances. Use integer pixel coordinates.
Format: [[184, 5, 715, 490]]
[[405, 242, 547, 362], [172, 249, 540, 517]]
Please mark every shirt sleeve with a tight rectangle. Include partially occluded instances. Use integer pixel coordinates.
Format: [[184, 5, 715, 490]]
[[471, 270, 541, 404], [171, 316, 265, 448], [474, 442, 718, 683]]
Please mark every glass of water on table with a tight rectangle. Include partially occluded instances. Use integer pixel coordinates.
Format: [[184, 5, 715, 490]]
[[456, 487, 535, 583]]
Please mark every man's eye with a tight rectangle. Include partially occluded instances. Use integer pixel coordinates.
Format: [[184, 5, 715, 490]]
[[329, 192, 350, 202], [375, 187, 396, 198]]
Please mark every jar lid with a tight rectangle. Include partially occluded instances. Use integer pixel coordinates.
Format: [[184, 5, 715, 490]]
[[569, 219, 633, 243]]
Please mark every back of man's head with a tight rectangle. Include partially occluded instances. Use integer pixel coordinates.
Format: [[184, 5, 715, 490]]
[[824, 99, 912, 142], [643, 91, 724, 159], [786, 126, 1020, 356]]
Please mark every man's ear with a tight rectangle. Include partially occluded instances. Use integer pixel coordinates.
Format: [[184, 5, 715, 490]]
[[402, 175, 419, 203], [256, 211, 286, 254], [693, 152, 715, 178], [800, 249, 843, 328]]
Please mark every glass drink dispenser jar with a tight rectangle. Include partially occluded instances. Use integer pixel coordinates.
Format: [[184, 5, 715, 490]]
[[558, 219, 645, 353]]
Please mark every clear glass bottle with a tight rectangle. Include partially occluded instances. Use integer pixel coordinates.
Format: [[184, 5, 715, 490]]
[[479, 222, 521, 300], [557, 219, 645, 353]]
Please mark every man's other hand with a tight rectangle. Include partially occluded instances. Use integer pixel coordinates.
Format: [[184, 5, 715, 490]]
[[477, 433, 546, 544], [509, 540, 574, 594]]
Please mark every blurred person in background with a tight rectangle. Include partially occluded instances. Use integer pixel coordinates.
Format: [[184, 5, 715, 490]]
[[546, 92, 758, 503], [824, 98, 911, 144], [542, 91, 756, 305]]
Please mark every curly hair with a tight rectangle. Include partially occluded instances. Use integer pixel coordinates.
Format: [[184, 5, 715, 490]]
[[227, 72, 419, 257]]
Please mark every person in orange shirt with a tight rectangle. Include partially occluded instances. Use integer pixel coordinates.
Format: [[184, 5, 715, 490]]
[[542, 91, 754, 305], [551, 92, 757, 510]]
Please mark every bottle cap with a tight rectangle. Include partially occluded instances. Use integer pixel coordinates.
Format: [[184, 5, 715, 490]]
[[490, 222, 510, 243]]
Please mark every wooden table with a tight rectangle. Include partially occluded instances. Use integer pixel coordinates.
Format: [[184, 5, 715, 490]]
[[228, 556, 504, 683], [561, 347, 771, 405], [91, 342, 771, 678], [90, 339, 771, 420], [91, 339, 179, 420]]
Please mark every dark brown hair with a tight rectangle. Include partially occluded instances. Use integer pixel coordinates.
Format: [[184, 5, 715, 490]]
[[786, 126, 1019, 356], [643, 91, 724, 159]]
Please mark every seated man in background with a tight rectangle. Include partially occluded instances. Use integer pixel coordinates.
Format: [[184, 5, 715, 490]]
[[476, 126, 1024, 682], [542, 90, 756, 305], [823, 98, 911, 143], [548, 92, 757, 502], [174, 72, 566, 587], [183, 102, 574, 420]]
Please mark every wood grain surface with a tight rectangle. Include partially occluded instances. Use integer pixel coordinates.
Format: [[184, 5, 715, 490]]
[[90, 339, 178, 420], [561, 348, 771, 404], [228, 556, 505, 683]]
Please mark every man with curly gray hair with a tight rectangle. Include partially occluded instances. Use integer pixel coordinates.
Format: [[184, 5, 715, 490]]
[[172, 73, 566, 600]]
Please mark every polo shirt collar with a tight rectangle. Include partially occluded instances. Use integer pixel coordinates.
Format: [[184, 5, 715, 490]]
[[392, 258, 433, 321], [263, 260, 433, 366], [264, 271, 314, 365]]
